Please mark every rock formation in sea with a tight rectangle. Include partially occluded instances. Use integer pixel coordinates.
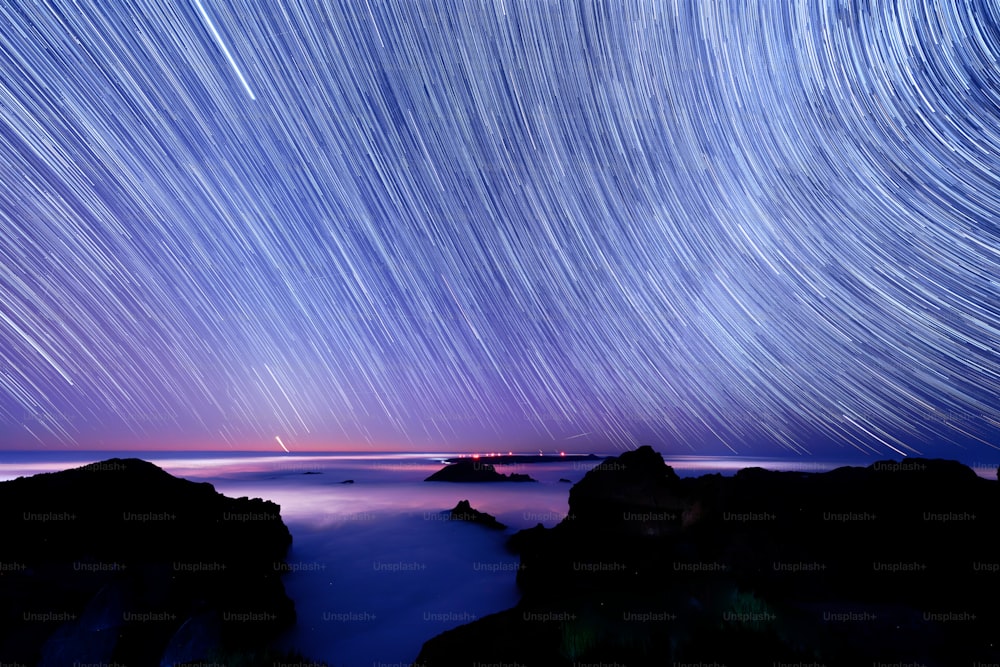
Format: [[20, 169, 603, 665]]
[[447, 500, 507, 530], [425, 459, 537, 483]]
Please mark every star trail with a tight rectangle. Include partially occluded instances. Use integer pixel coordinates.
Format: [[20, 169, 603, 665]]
[[1, 0, 999, 456]]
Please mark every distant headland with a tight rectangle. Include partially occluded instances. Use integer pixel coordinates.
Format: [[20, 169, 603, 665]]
[[443, 453, 605, 464]]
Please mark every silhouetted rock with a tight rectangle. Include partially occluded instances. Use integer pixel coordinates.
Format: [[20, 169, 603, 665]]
[[425, 459, 537, 482], [416, 450, 1000, 666], [443, 454, 604, 464], [340, 479, 355, 484], [567, 445, 684, 536], [559, 478, 571, 483], [447, 500, 506, 530], [0, 458, 295, 666]]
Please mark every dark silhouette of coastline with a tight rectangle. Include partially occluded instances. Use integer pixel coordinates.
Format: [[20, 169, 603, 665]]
[[0, 458, 301, 666], [7, 449, 998, 666], [415, 446, 1000, 666]]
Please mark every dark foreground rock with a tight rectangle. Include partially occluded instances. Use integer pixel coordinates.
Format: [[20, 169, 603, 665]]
[[415, 447, 1000, 667], [0, 458, 296, 666], [425, 459, 536, 482], [447, 500, 507, 530]]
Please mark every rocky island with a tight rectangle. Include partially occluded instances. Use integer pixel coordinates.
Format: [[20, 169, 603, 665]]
[[0, 458, 300, 666], [445, 499, 507, 530], [415, 446, 1000, 666], [425, 458, 537, 482], [442, 454, 604, 465]]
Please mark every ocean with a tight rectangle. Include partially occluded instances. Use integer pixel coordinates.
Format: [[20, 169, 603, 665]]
[[2, 450, 994, 665]]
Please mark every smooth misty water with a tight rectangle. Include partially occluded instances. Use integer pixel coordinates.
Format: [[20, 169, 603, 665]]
[[2, 450, 990, 666], [0, 452, 598, 666]]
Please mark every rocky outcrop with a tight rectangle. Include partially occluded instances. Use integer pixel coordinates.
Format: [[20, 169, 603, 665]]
[[447, 500, 506, 530], [416, 448, 1000, 666], [566, 444, 685, 536], [0, 458, 296, 666], [443, 454, 603, 464], [425, 459, 536, 482]]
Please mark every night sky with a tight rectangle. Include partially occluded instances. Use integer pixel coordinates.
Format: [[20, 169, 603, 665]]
[[1, 1, 999, 456]]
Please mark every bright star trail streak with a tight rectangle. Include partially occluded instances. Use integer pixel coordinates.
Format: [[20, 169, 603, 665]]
[[193, 0, 257, 100], [0, 0, 999, 458]]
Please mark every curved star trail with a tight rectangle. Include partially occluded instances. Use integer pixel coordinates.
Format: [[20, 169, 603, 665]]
[[1, 0, 999, 456]]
